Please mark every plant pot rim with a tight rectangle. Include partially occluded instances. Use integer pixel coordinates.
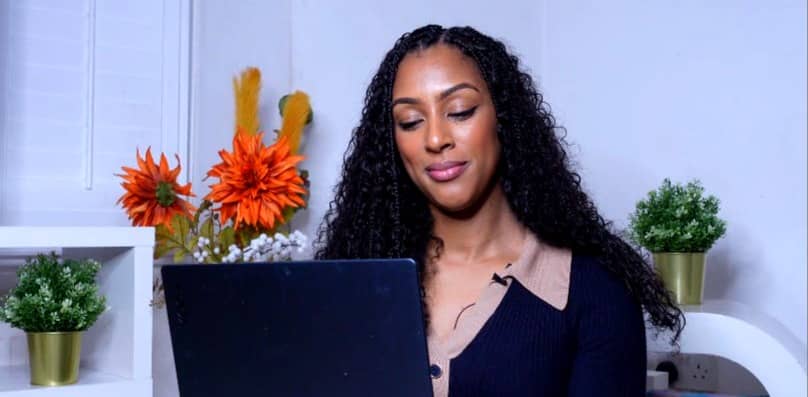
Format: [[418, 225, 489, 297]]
[[25, 331, 83, 335]]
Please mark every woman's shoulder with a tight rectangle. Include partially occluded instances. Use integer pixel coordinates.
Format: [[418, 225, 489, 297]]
[[567, 253, 642, 315]]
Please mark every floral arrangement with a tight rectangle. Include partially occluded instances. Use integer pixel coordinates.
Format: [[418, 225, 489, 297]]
[[628, 178, 727, 252], [117, 67, 313, 263], [0, 253, 107, 332]]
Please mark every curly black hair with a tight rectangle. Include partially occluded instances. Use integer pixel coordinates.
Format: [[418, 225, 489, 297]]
[[316, 24, 684, 341]]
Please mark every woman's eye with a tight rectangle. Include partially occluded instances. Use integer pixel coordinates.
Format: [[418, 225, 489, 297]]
[[448, 106, 478, 121], [398, 120, 422, 131]]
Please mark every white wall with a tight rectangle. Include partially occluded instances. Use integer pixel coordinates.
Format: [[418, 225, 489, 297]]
[[284, 0, 807, 349], [539, 0, 807, 347], [288, 0, 545, 252], [188, 0, 292, 195]]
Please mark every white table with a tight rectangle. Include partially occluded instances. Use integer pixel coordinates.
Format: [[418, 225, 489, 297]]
[[647, 300, 807, 396]]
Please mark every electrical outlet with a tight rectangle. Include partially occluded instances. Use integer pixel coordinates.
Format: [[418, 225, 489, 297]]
[[673, 354, 718, 392]]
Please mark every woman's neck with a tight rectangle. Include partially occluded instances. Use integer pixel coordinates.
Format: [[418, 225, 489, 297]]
[[430, 183, 527, 266]]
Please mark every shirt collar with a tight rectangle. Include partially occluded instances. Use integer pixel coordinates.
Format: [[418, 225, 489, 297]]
[[497, 231, 572, 311]]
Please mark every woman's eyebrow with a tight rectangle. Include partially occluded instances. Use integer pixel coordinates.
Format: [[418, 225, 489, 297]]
[[392, 82, 480, 108]]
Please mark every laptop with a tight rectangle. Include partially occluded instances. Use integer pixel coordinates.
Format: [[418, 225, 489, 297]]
[[161, 259, 434, 397]]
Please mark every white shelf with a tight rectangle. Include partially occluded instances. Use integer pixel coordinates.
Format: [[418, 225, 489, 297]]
[[0, 227, 154, 397], [648, 299, 807, 396], [0, 227, 154, 249], [0, 366, 150, 397]]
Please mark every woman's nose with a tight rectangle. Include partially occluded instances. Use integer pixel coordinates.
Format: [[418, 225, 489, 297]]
[[424, 120, 454, 153]]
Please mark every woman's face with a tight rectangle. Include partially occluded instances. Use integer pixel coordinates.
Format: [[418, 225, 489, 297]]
[[392, 44, 500, 214]]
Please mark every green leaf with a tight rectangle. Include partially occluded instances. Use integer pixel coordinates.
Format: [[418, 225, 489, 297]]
[[236, 226, 261, 247], [154, 215, 196, 262], [0, 254, 106, 332], [173, 246, 188, 263], [278, 95, 289, 117], [219, 227, 236, 251], [628, 178, 726, 252], [154, 225, 174, 259], [200, 217, 214, 241], [281, 206, 298, 225]]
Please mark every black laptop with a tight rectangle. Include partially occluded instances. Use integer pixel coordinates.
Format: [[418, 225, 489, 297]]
[[161, 259, 433, 397]]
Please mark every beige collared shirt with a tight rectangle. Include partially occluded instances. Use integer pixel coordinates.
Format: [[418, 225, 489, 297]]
[[426, 232, 572, 397]]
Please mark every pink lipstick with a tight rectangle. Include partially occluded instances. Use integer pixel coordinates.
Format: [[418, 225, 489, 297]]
[[426, 161, 468, 182]]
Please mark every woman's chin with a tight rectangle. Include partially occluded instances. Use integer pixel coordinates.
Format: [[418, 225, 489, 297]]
[[430, 196, 476, 217]]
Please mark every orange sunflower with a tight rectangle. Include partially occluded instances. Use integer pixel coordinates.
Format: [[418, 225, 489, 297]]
[[117, 149, 195, 229], [206, 131, 306, 230]]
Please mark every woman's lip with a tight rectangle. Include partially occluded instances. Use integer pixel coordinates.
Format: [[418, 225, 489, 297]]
[[426, 161, 466, 171], [425, 161, 468, 182]]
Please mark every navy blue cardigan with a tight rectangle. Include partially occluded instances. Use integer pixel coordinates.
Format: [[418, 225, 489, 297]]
[[447, 254, 647, 396]]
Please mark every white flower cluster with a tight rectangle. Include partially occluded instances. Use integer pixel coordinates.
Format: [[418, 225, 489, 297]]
[[193, 237, 215, 262], [221, 231, 308, 263]]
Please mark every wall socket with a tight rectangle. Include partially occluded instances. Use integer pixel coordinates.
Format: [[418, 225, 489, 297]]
[[660, 353, 719, 392]]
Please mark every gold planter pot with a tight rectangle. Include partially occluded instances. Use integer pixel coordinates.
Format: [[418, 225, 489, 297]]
[[26, 331, 82, 386], [653, 252, 706, 305]]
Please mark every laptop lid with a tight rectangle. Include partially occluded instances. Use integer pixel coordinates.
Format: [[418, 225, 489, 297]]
[[161, 259, 433, 397]]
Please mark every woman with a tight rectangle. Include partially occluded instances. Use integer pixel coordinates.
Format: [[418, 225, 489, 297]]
[[316, 25, 683, 396]]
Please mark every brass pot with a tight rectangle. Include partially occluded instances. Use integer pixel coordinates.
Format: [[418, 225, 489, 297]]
[[653, 252, 706, 305], [26, 331, 82, 386]]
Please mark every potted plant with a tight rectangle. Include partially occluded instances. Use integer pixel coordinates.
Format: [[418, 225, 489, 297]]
[[0, 253, 107, 386], [628, 179, 727, 305]]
